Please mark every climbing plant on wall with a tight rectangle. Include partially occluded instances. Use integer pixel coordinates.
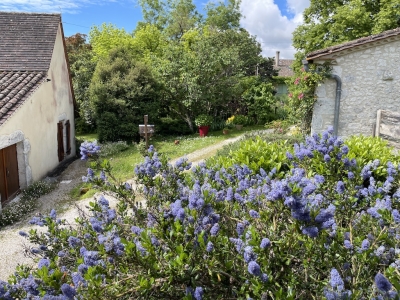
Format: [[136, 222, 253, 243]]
[[286, 64, 330, 133]]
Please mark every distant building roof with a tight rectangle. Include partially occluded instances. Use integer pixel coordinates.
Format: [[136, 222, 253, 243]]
[[274, 59, 294, 77], [307, 27, 400, 60], [0, 12, 60, 71]]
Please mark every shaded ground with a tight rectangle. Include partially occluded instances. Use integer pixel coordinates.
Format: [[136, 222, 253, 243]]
[[0, 133, 250, 280]]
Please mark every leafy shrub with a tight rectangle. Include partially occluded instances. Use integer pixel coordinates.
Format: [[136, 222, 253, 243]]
[[231, 114, 247, 125], [98, 141, 129, 158], [4, 131, 400, 299], [345, 135, 400, 180], [0, 181, 54, 227], [156, 117, 192, 135], [209, 131, 304, 174], [194, 114, 213, 127]]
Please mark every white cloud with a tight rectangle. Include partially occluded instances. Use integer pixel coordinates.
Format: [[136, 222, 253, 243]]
[[0, 0, 115, 14], [240, 0, 309, 58]]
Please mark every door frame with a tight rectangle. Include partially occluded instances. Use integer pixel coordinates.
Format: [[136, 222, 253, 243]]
[[0, 144, 20, 203], [0, 130, 32, 208]]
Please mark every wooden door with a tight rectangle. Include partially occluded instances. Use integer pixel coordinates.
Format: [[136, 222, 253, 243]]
[[0, 144, 20, 204]]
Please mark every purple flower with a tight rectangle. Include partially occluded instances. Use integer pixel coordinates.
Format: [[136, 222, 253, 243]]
[[392, 210, 400, 223], [68, 236, 81, 248], [314, 175, 325, 184], [375, 273, 392, 292], [131, 226, 144, 235], [49, 209, 57, 219], [194, 286, 204, 300], [78, 264, 88, 274], [324, 154, 331, 162], [261, 273, 269, 283], [72, 272, 86, 287], [19, 231, 28, 237], [248, 261, 261, 276], [58, 251, 66, 257], [243, 246, 257, 263], [90, 217, 103, 233], [249, 210, 260, 218], [210, 223, 220, 236], [344, 240, 353, 250], [236, 223, 245, 236], [229, 238, 244, 253], [206, 242, 214, 252], [336, 181, 345, 194], [98, 196, 109, 207], [260, 238, 271, 249], [38, 258, 50, 269], [330, 268, 344, 291], [360, 239, 370, 251], [61, 283, 76, 299], [302, 226, 319, 238]]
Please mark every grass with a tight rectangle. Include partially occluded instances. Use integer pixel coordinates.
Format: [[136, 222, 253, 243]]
[[76, 125, 266, 182]]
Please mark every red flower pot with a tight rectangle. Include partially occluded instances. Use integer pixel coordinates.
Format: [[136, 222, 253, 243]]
[[199, 126, 210, 137]]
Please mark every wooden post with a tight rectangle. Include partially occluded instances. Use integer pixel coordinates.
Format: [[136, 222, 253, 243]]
[[144, 115, 149, 149]]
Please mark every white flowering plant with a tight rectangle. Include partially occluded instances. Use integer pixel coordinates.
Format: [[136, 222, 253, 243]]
[[2, 130, 400, 299]]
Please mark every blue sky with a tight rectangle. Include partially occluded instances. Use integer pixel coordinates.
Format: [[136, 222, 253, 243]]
[[0, 0, 310, 58]]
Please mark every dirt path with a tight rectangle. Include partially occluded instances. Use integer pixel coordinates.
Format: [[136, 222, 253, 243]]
[[0, 134, 249, 280]]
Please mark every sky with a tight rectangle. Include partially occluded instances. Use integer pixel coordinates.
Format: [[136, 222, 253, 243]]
[[0, 0, 310, 58]]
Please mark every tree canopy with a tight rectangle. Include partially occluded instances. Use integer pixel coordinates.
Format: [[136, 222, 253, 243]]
[[293, 0, 400, 58]]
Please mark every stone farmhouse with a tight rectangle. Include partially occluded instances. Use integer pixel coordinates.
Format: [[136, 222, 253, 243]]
[[0, 12, 75, 206], [306, 27, 400, 137]]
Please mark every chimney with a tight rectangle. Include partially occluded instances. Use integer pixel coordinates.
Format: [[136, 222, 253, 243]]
[[275, 51, 280, 67]]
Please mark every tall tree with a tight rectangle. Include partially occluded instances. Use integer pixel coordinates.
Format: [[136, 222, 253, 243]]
[[292, 0, 400, 65], [65, 34, 96, 130], [205, 0, 241, 30], [89, 24, 135, 60], [90, 46, 161, 142], [152, 27, 263, 130]]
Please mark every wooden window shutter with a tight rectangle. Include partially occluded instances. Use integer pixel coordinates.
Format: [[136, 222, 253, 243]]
[[57, 122, 64, 162], [66, 120, 71, 155]]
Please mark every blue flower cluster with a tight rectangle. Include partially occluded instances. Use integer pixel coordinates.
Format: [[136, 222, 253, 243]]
[[4, 127, 400, 299], [80, 140, 100, 161]]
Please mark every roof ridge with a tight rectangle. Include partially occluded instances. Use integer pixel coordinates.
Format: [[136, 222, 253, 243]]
[[307, 27, 400, 59], [0, 12, 60, 16]]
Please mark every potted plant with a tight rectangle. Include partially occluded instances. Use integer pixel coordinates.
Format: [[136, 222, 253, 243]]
[[194, 114, 213, 137], [222, 127, 229, 135], [233, 115, 247, 130]]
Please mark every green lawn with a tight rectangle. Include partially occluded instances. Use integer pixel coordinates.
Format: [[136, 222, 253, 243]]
[[76, 125, 265, 183]]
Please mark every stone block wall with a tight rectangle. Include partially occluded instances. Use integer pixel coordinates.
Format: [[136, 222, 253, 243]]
[[311, 39, 400, 137]]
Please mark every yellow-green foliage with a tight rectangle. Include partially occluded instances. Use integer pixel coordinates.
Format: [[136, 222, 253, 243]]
[[345, 135, 400, 177], [208, 136, 291, 174]]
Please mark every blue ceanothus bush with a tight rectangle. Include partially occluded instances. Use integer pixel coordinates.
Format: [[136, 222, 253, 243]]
[[2, 128, 400, 299]]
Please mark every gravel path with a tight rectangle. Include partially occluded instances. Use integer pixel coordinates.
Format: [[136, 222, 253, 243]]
[[0, 134, 247, 280]]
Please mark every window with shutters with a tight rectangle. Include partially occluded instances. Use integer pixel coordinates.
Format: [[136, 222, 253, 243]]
[[66, 120, 71, 155], [57, 121, 64, 162]]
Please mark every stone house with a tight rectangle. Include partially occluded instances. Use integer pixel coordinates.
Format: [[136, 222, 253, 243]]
[[306, 27, 400, 137], [0, 12, 75, 206], [273, 51, 294, 97]]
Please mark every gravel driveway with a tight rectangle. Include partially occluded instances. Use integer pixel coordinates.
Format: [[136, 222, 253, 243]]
[[0, 134, 246, 280]]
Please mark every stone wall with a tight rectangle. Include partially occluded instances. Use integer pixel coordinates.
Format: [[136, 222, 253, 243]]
[[311, 39, 400, 137]]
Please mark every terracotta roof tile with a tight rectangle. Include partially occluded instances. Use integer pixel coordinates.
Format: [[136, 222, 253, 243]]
[[0, 12, 60, 71], [0, 71, 45, 126], [274, 59, 294, 77], [307, 27, 400, 60]]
